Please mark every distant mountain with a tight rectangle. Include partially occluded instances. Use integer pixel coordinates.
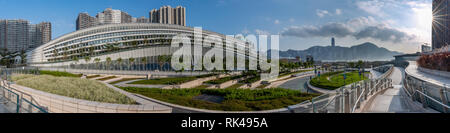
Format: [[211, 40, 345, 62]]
[[274, 42, 403, 61]]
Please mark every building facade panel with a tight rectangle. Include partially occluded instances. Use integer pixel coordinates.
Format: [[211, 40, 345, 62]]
[[432, 0, 450, 50]]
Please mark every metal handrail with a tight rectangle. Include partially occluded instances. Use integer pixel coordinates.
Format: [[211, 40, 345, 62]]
[[415, 90, 450, 109]]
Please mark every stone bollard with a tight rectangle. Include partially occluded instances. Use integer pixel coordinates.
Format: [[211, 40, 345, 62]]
[[335, 92, 341, 113], [439, 88, 449, 113], [344, 90, 351, 113], [356, 86, 361, 109]]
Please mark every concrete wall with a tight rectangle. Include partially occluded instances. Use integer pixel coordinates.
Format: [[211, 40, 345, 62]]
[[418, 67, 450, 79], [7, 83, 172, 113]]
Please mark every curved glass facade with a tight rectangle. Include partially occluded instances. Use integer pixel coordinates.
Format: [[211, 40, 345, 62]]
[[27, 23, 256, 72]]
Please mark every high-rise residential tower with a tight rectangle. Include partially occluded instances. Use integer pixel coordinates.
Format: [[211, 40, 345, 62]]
[[150, 6, 186, 26], [76, 13, 97, 30], [432, 0, 450, 50], [0, 20, 51, 53], [76, 8, 141, 30]]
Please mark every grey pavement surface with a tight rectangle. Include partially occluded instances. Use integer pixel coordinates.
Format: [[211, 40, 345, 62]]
[[278, 76, 311, 92], [406, 61, 450, 85], [365, 67, 437, 113]]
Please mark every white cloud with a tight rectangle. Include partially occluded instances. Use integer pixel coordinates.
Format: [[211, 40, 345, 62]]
[[316, 9, 330, 18], [255, 29, 271, 35], [356, 0, 387, 17], [289, 18, 295, 23], [281, 16, 417, 43], [336, 9, 342, 15], [274, 19, 280, 24]]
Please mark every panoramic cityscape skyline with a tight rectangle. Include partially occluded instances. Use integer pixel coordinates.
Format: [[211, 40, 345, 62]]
[[0, 0, 435, 53]]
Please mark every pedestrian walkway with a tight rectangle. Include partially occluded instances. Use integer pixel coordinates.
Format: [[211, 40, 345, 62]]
[[363, 67, 437, 113]]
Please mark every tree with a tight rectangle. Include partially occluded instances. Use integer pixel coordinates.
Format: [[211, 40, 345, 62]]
[[128, 58, 135, 70], [117, 58, 123, 70], [106, 57, 112, 70], [84, 56, 91, 69], [73, 56, 79, 69], [141, 57, 147, 71], [94, 58, 101, 69], [158, 55, 171, 71]]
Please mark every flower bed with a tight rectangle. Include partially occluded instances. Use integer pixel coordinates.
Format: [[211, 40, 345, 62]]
[[417, 52, 450, 72]]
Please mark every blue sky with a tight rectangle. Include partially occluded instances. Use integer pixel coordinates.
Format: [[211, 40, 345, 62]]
[[0, 0, 433, 53]]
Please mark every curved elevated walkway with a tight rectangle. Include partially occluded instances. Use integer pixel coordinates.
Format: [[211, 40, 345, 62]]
[[362, 67, 438, 113]]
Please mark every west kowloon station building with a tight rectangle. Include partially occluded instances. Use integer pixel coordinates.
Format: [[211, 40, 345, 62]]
[[26, 23, 258, 74]]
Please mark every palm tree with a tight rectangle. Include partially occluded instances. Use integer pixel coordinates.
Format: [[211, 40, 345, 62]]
[[106, 57, 112, 70], [84, 56, 91, 69], [128, 58, 135, 70], [94, 58, 101, 69], [73, 56, 79, 69], [141, 57, 147, 71], [117, 58, 123, 70], [158, 55, 171, 71]]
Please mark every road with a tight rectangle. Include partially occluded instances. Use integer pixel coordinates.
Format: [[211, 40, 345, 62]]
[[364, 67, 437, 113]]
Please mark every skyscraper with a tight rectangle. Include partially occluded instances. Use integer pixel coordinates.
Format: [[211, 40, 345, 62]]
[[0, 20, 51, 53], [150, 6, 186, 26], [432, 0, 450, 50], [331, 37, 335, 47]]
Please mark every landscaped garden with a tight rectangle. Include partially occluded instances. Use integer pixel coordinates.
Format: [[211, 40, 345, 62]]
[[12, 74, 136, 104], [129, 74, 217, 85], [310, 71, 369, 90], [97, 76, 117, 81], [118, 87, 319, 111]]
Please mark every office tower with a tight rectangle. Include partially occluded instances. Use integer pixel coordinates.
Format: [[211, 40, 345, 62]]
[[150, 5, 186, 26], [76, 13, 97, 30], [331, 37, 335, 47], [432, 0, 450, 50], [0, 20, 50, 53]]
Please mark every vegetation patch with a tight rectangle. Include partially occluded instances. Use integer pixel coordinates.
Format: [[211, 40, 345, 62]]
[[226, 83, 244, 89], [119, 87, 319, 111], [109, 78, 143, 84], [130, 74, 216, 85], [206, 75, 245, 84], [310, 71, 369, 90], [39, 70, 82, 77], [12, 74, 136, 104]]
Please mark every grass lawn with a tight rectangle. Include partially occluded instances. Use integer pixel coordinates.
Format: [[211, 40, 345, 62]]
[[129, 74, 217, 85], [310, 71, 369, 90], [39, 70, 82, 77], [97, 76, 117, 81], [226, 83, 244, 89], [205, 75, 245, 85], [119, 87, 319, 111], [109, 78, 143, 84], [12, 74, 136, 104]]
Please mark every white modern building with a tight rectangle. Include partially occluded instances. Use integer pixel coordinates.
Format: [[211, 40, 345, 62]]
[[27, 23, 257, 73]]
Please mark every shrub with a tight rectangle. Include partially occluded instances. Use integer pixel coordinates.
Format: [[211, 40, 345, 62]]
[[12, 74, 136, 104], [39, 70, 82, 77], [417, 52, 450, 72]]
